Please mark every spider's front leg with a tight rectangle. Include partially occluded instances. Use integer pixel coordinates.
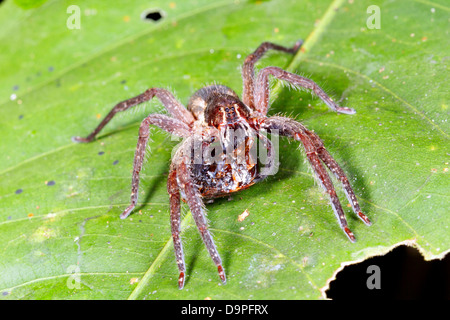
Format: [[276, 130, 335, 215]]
[[174, 154, 226, 287], [119, 114, 190, 219], [72, 88, 194, 143], [262, 116, 371, 242], [254, 66, 356, 116], [242, 40, 303, 110]]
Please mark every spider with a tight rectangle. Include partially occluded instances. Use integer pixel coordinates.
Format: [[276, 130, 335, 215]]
[[73, 40, 371, 289]]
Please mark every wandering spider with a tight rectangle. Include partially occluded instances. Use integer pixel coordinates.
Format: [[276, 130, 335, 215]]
[[73, 40, 371, 289]]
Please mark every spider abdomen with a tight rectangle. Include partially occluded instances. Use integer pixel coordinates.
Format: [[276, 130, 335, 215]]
[[194, 162, 258, 198], [192, 124, 261, 198]]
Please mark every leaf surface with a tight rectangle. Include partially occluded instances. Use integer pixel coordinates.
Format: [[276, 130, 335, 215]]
[[0, 0, 448, 299]]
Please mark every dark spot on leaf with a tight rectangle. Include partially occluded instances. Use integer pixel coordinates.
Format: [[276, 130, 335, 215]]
[[18, 115, 24, 120], [2, 291, 9, 296], [47, 180, 55, 186], [48, 66, 54, 72], [113, 160, 119, 165], [142, 10, 163, 22], [98, 151, 104, 155], [12, 85, 19, 91], [15, 189, 23, 194], [120, 79, 127, 84]]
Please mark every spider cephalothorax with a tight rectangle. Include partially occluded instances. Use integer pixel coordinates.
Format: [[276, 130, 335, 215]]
[[73, 40, 371, 289]]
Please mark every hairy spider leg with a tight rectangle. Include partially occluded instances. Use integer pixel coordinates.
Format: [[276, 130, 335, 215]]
[[167, 166, 186, 289], [242, 40, 303, 110], [303, 130, 371, 226], [120, 114, 190, 219], [176, 156, 227, 285], [267, 117, 371, 228], [263, 117, 368, 242], [72, 88, 194, 143], [254, 66, 356, 116]]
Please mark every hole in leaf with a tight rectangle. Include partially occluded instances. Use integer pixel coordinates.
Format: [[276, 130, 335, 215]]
[[141, 9, 164, 22], [326, 245, 450, 299]]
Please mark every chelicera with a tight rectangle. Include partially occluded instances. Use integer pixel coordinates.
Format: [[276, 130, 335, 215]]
[[73, 41, 371, 289]]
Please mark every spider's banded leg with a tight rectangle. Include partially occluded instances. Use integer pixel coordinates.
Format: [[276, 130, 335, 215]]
[[242, 40, 303, 110], [305, 130, 371, 226], [120, 114, 191, 219], [73, 88, 194, 143], [254, 66, 356, 116], [263, 117, 356, 242], [177, 159, 226, 285], [167, 165, 187, 289]]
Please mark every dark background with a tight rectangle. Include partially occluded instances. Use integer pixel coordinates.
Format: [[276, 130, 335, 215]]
[[327, 245, 450, 299]]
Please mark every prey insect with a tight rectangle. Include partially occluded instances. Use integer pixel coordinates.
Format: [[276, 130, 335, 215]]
[[73, 40, 371, 289]]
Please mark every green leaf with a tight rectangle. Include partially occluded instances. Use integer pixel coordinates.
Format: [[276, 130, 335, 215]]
[[0, 0, 448, 300]]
